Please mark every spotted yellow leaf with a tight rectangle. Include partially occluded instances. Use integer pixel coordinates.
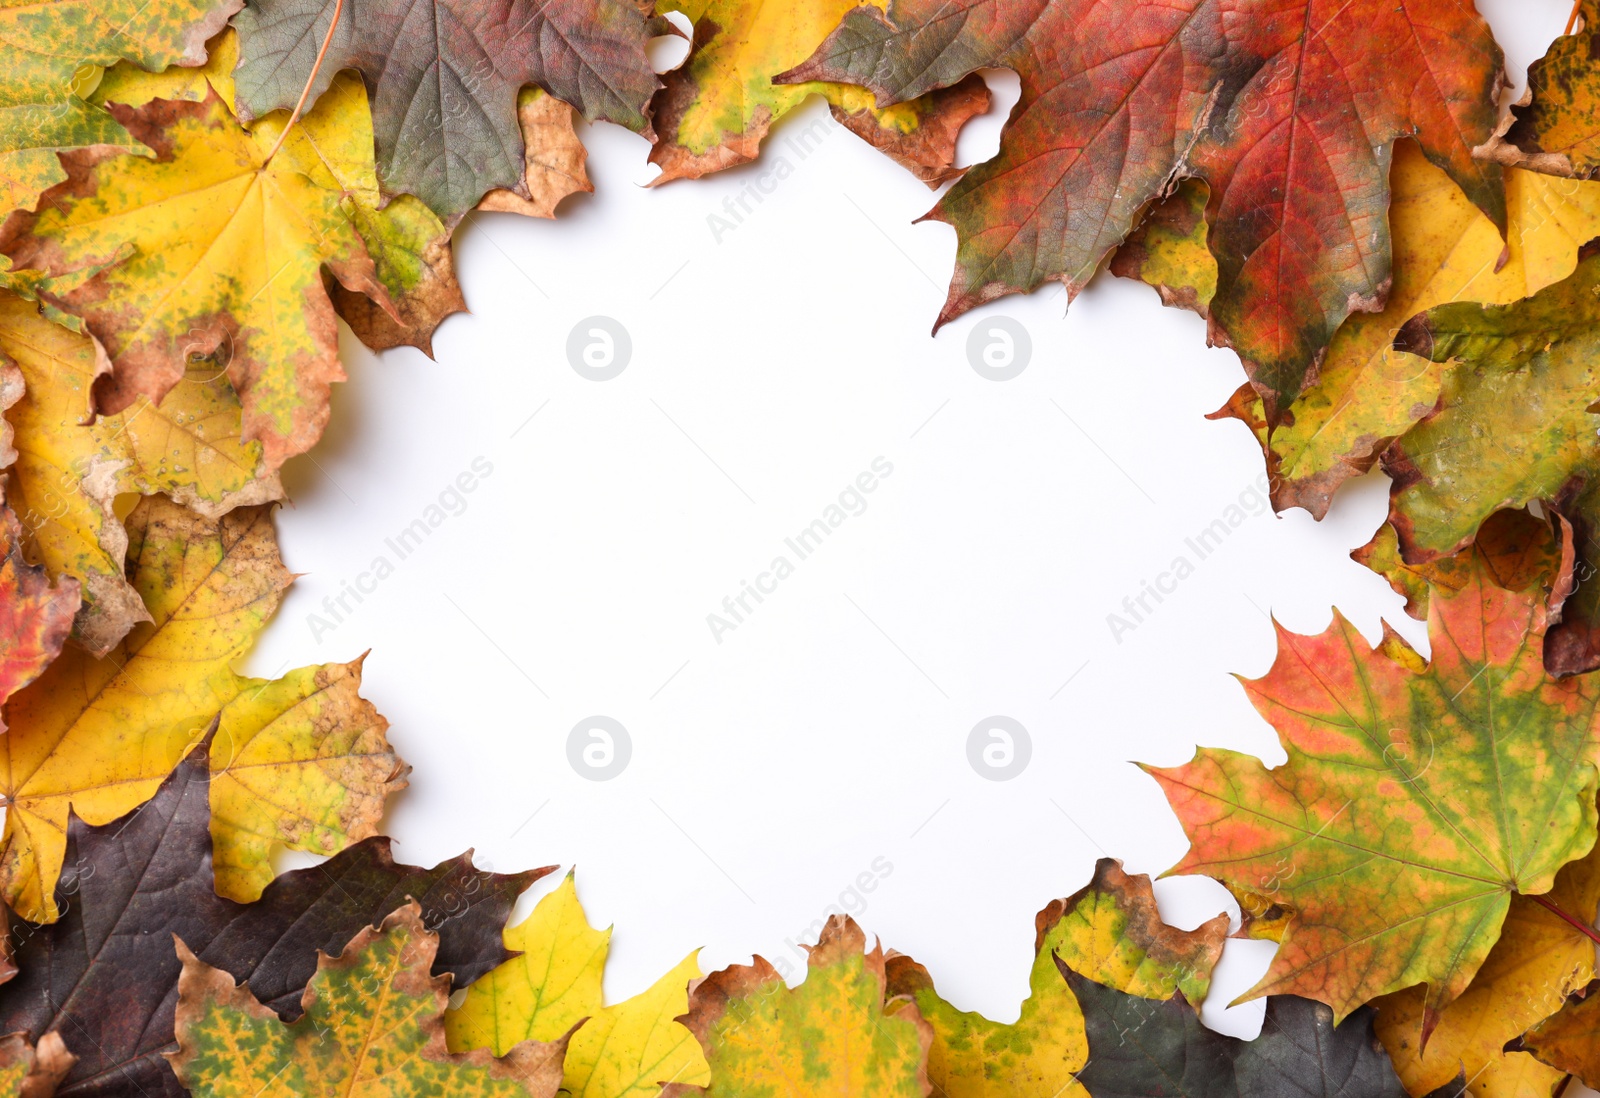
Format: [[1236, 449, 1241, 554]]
[[1118, 144, 1600, 520], [170, 902, 569, 1098], [1373, 831, 1600, 1098], [0, 287, 279, 655], [447, 871, 710, 1098], [0, 1032, 73, 1098], [0, 50, 396, 473], [95, 31, 468, 359], [885, 858, 1226, 1098], [0, 0, 239, 218], [0, 495, 406, 923], [650, 0, 988, 187], [666, 915, 931, 1098]]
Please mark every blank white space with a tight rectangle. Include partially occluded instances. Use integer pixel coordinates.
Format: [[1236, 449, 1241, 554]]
[[246, 0, 1573, 1047]]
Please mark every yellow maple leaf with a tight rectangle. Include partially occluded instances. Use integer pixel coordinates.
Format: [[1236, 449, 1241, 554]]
[[650, 0, 989, 187], [446, 872, 710, 1098], [0, 0, 238, 218], [1261, 145, 1600, 517], [888, 858, 1227, 1098], [93, 31, 467, 358], [1116, 143, 1600, 519], [171, 903, 569, 1098], [0, 495, 406, 923], [1374, 832, 1600, 1098], [0, 288, 279, 655], [0, 44, 398, 473], [663, 914, 930, 1098]]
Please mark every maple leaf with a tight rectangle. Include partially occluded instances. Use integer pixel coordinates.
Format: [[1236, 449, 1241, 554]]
[[1378, 249, 1600, 678], [1521, 979, 1600, 1092], [1109, 178, 1215, 317], [1383, 250, 1600, 563], [782, 0, 1505, 415], [664, 915, 932, 1098], [97, 30, 468, 360], [231, 0, 661, 223], [1372, 825, 1600, 1098], [0, 1033, 73, 1098], [0, 62, 397, 476], [1355, 508, 1572, 627], [169, 902, 570, 1098], [0, 734, 546, 1098], [1146, 541, 1600, 1022], [1065, 965, 1418, 1098], [0, 0, 240, 218], [475, 88, 594, 218], [0, 495, 406, 924], [1492, 1, 1600, 179], [0, 284, 280, 656], [0, 506, 78, 737], [649, 0, 988, 187], [1143, 145, 1600, 519], [1547, 478, 1600, 678], [446, 871, 710, 1098], [884, 858, 1225, 1098]]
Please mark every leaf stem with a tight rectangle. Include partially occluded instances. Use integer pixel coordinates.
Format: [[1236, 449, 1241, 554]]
[[262, 0, 346, 164], [1567, 0, 1583, 36], [1530, 892, 1600, 947]]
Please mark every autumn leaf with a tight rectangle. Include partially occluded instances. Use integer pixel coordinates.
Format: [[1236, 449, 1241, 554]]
[[0, 0, 240, 218], [170, 902, 570, 1098], [1146, 541, 1600, 1022], [0, 1034, 73, 1098], [0, 495, 406, 924], [1189, 144, 1600, 518], [325, 193, 464, 355], [1521, 979, 1600, 1092], [1376, 245, 1600, 677], [1065, 965, 1417, 1098], [1384, 251, 1600, 563], [446, 871, 710, 1098], [0, 62, 397, 475], [1109, 179, 1215, 317], [0, 734, 544, 1098], [782, 0, 1505, 415], [1372, 826, 1600, 1098], [99, 29, 467, 360], [0, 506, 78, 737], [665, 915, 932, 1098], [1355, 507, 1571, 628], [259, 66, 466, 358], [884, 858, 1225, 1098], [1548, 478, 1600, 677], [0, 283, 280, 656], [1493, 1, 1600, 179], [231, 0, 661, 223], [475, 89, 594, 219], [649, 0, 988, 187], [242, 60, 465, 357]]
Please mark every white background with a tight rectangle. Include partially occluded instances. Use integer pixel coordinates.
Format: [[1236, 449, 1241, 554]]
[[248, 0, 1576, 1049]]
